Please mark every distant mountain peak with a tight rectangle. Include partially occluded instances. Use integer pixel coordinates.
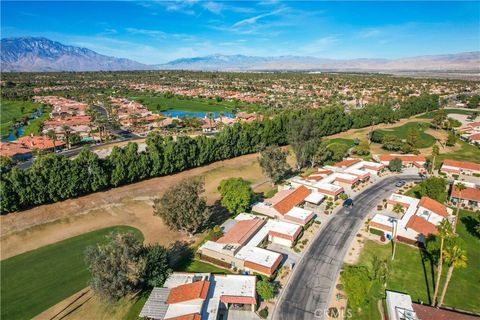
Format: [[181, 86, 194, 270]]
[[1, 37, 149, 72]]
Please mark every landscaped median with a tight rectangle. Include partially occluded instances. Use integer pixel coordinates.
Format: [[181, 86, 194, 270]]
[[0, 226, 143, 320], [341, 209, 480, 319]]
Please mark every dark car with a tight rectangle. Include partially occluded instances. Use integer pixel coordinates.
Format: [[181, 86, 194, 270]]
[[395, 180, 406, 187], [343, 198, 354, 208]]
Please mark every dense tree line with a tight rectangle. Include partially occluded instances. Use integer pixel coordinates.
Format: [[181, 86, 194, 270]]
[[0, 95, 439, 214]]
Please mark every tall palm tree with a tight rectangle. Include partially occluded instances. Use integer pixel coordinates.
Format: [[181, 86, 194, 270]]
[[62, 125, 72, 149], [391, 204, 405, 260], [431, 145, 439, 174], [46, 129, 57, 153], [392, 203, 404, 217], [452, 183, 466, 232], [432, 220, 453, 306], [438, 245, 467, 307]]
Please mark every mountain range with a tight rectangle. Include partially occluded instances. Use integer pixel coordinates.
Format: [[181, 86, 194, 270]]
[[2, 37, 479, 72]]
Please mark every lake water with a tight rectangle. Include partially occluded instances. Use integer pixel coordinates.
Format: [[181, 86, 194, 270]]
[[161, 110, 235, 118], [1, 127, 24, 142]]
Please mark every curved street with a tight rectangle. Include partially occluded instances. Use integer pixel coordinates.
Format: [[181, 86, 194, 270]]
[[274, 174, 422, 320]]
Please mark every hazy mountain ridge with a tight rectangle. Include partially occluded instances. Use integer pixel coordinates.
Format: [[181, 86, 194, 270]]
[[1, 37, 149, 72], [1, 37, 479, 72]]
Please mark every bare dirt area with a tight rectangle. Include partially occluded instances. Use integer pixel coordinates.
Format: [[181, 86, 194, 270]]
[[1, 152, 267, 260]]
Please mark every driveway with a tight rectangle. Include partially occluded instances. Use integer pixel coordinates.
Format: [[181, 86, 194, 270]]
[[273, 174, 421, 320]]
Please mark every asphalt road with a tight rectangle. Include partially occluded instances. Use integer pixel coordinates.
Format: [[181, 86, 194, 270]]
[[274, 174, 422, 320]]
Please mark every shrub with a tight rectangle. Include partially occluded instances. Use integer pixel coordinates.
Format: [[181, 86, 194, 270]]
[[259, 307, 269, 319], [369, 228, 385, 237], [339, 193, 349, 200]]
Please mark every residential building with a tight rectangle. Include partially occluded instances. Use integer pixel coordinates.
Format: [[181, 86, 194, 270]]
[[450, 181, 480, 209], [139, 272, 257, 320], [198, 214, 304, 277], [0, 141, 32, 160], [440, 159, 480, 176], [374, 154, 426, 170], [385, 290, 478, 320], [369, 193, 453, 244]]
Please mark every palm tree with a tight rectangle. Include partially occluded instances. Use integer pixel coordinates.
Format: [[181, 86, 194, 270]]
[[391, 204, 405, 261], [438, 245, 467, 307], [431, 145, 439, 174], [392, 203, 404, 217], [62, 125, 72, 149], [452, 183, 466, 232], [432, 220, 453, 306], [46, 129, 57, 153]]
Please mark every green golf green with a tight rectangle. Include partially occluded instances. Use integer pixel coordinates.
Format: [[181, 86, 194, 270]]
[[0, 226, 143, 320]]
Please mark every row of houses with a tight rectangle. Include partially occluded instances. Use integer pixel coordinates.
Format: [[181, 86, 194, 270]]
[[458, 121, 480, 146], [0, 135, 65, 160], [140, 272, 258, 320], [440, 159, 480, 209]]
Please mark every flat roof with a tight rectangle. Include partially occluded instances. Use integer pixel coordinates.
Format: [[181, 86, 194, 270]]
[[285, 206, 315, 220], [139, 287, 170, 319], [304, 192, 325, 204], [386, 291, 416, 320], [235, 246, 282, 268]]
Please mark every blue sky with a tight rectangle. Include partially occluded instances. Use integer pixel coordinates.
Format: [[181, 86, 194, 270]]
[[2, 1, 479, 64]]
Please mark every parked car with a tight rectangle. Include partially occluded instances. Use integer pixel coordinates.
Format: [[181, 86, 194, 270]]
[[395, 180, 406, 187], [343, 198, 354, 208]]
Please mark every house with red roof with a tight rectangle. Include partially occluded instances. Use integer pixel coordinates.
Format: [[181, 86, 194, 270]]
[[0, 141, 32, 160], [440, 159, 480, 176], [369, 193, 453, 244], [450, 181, 480, 209], [374, 154, 426, 171], [140, 272, 257, 320]]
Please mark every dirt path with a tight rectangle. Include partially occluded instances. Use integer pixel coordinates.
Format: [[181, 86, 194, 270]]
[[1, 152, 267, 260]]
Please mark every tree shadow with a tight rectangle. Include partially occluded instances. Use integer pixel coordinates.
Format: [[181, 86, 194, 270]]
[[168, 240, 195, 270], [419, 247, 433, 305], [460, 215, 480, 238], [203, 201, 231, 231]]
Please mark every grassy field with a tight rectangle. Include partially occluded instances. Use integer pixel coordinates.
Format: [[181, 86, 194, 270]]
[[376, 122, 436, 148], [418, 108, 478, 119], [0, 226, 143, 320], [434, 140, 480, 168], [0, 100, 43, 136], [22, 106, 52, 136], [349, 210, 480, 319], [130, 94, 235, 113], [326, 138, 357, 148]]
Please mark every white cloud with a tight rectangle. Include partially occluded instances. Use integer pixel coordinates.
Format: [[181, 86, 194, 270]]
[[357, 28, 382, 38], [232, 8, 284, 27], [125, 28, 166, 37], [301, 36, 339, 55], [202, 2, 223, 14]]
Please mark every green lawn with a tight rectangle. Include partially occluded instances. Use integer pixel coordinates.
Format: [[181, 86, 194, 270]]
[[435, 140, 480, 168], [129, 94, 235, 113], [0, 226, 143, 320], [326, 138, 357, 148], [0, 100, 44, 137], [418, 109, 478, 119], [377, 122, 436, 148], [349, 210, 480, 319]]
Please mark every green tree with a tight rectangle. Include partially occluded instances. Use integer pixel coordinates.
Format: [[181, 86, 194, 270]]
[[340, 266, 371, 308], [382, 134, 402, 151], [418, 176, 447, 203], [388, 158, 403, 172], [432, 220, 453, 306], [153, 178, 210, 236], [406, 127, 419, 148], [143, 244, 172, 288], [46, 129, 58, 153], [256, 280, 275, 301], [327, 143, 349, 162], [432, 109, 447, 129], [353, 140, 370, 156], [431, 145, 440, 174], [85, 232, 145, 301], [258, 146, 290, 184], [438, 245, 468, 307], [218, 178, 254, 214], [446, 131, 457, 147]]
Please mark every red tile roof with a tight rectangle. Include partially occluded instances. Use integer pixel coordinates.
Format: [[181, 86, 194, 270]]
[[406, 215, 438, 236], [15, 136, 65, 150], [0, 142, 32, 158], [443, 159, 480, 171], [468, 133, 480, 141], [220, 295, 257, 305], [452, 186, 480, 202], [333, 158, 361, 168], [165, 313, 202, 320], [418, 196, 449, 218], [412, 303, 479, 320], [273, 185, 311, 215], [166, 281, 210, 304], [217, 219, 265, 245]]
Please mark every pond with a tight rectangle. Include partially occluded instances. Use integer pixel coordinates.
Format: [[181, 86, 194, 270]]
[[1, 127, 24, 142], [161, 110, 235, 118]]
